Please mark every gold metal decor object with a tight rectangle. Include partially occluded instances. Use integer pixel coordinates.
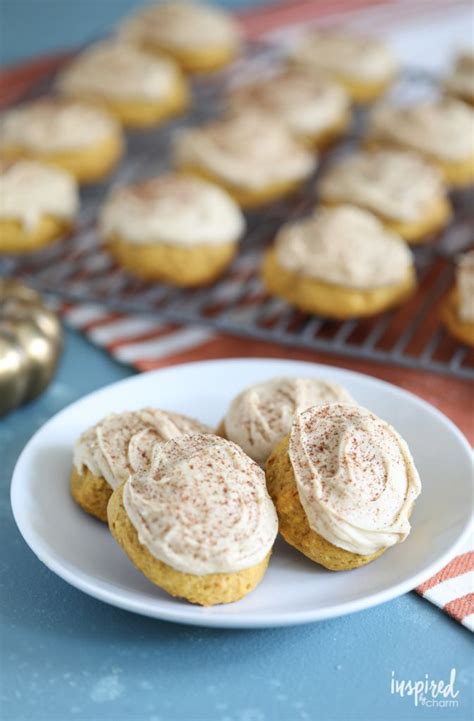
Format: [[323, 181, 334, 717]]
[[0, 279, 63, 415]]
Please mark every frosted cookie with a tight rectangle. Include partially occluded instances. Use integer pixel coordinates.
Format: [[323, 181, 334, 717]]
[[108, 433, 278, 605], [367, 98, 474, 187], [0, 98, 123, 183], [217, 376, 354, 466], [227, 67, 351, 148], [100, 173, 244, 285], [71, 408, 212, 522], [289, 30, 397, 102], [319, 149, 451, 244], [441, 250, 474, 347], [266, 404, 421, 570], [262, 205, 415, 319], [445, 50, 474, 105], [174, 110, 317, 208], [57, 40, 189, 128], [120, 1, 242, 73], [0, 159, 78, 254]]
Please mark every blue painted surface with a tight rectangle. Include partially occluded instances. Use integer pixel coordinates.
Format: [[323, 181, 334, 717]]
[[1, 330, 473, 721]]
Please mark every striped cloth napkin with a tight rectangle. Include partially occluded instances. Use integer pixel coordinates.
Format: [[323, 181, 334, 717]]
[[3, 0, 473, 629]]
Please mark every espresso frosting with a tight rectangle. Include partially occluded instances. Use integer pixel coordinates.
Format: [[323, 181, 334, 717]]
[[274, 205, 413, 288], [73, 408, 211, 490], [100, 174, 245, 246], [120, 1, 241, 51], [445, 50, 474, 102], [290, 30, 397, 82], [320, 149, 445, 222], [289, 404, 421, 555], [369, 99, 474, 162], [457, 250, 474, 323], [227, 68, 350, 139], [123, 433, 278, 575], [0, 159, 78, 229], [57, 40, 183, 101], [175, 111, 317, 190], [224, 376, 354, 466], [0, 99, 119, 153]]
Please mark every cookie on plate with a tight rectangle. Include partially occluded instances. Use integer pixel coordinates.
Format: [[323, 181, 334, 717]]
[[108, 433, 278, 605], [71, 408, 212, 522], [0, 159, 78, 254], [119, 1, 242, 74], [441, 250, 474, 347], [57, 40, 189, 128], [266, 403, 421, 570], [217, 376, 354, 466], [319, 149, 451, 244], [0, 98, 123, 184], [367, 98, 474, 188], [289, 30, 398, 103], [226, 67, 351, 148], [100, 173, 245, 285], [174, 110, 317, 208], [261, 205, 416, 318]]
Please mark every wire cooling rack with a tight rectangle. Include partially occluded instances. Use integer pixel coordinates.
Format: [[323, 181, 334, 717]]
[[1, 47, 473, 380]]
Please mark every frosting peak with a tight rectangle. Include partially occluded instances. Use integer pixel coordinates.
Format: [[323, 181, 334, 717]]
[[289, 403, 421, 555], [123, 433, 278, 575]]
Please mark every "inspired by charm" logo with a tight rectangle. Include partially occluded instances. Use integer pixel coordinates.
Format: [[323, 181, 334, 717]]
[[390, 669, 460, 708]]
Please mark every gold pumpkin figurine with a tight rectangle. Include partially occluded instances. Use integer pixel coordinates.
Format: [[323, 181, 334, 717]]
[[0, 279, 63, 415]]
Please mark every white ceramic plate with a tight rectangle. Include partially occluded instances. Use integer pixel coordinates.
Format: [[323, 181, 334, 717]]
[[11, 358, 473, 628]]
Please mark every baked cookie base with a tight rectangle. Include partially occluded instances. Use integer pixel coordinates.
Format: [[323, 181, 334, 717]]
[[303, 109, 351, 150], [266, 436, 385, 571], [108, 482, 271, 605], [0, 131, 124, 184], [441, 288, 474, 347], [261, 249, 416, 319], [0, 215, 72, 254], [141, 41, 239, 74], [322, 195, 451, 244], [334, 73, 395, 103], [70, 466, 112, 523], [105, 234, 237, 286]]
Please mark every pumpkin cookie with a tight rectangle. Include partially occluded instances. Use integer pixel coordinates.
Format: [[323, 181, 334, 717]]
[[261, 205, 416, 319], [0, 98, 123, 183], [445, 50, 474, 105], [319, 149, 451, 244], [72, 408, 211, 522], [266, 404, 421, 570], [0, 159, 78, 254], [108, 433, 278, 605], [367, 98, 474, 188], [441, 250, 474, 347], [100, 173, 244, 285], [57, 40, 189, 128], [174, 110, 317, 208], [289, 30, 398, 103], [217, 376, 354, 466], [119, 1, 242, 73], [227, 67, 351, 148]]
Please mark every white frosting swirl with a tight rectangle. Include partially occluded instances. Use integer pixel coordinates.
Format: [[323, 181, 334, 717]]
[[227, 68, 350, 139], [369, 99, 474, 162], [174, 111, 317, 190], [120, 1, 241, 51], [73, 408, 211, 489], [445, 50, 474, 103], [123, 433, 278, 575], [289, 404, 421, 555], [57, 40, 183, 101], [0, 99, 119, 153], [0, 159, 78, 229], [290, 30, 397, 82], [274, 205, 413, 289], [100, 174, 245, 246], [457, 250, 474, 323], [224, 376, 354, 466], [320, 149, 445, 222]]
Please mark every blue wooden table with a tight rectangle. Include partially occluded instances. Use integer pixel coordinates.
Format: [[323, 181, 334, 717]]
[[1, 2, 473, 720]]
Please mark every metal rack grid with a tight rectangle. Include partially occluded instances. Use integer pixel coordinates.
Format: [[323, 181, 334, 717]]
[[1, 50, 473, 380]]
